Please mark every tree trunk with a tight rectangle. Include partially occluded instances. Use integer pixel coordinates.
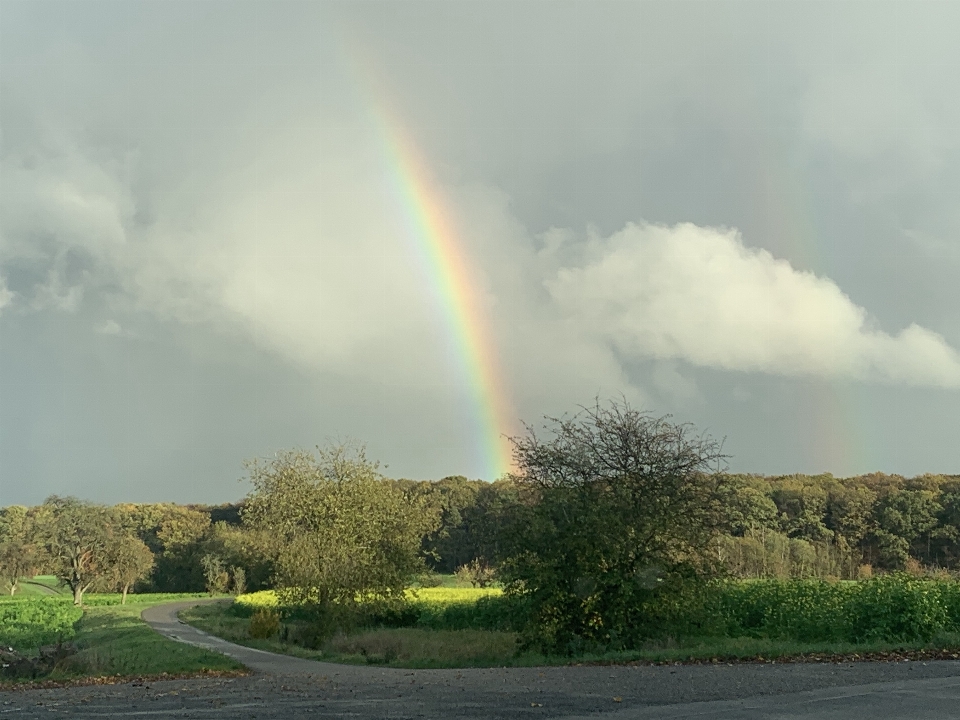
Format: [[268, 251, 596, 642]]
[[73, 584, 84, 606], [121, 585, 129, 605]]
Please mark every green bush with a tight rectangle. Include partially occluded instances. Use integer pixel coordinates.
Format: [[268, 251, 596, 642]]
[[248, 608, 280, 639]]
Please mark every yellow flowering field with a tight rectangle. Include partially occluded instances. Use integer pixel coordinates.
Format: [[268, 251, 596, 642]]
[[235, 586, 502, 613]]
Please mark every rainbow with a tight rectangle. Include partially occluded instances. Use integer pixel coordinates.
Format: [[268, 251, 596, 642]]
[[346, 53, 515, 479]]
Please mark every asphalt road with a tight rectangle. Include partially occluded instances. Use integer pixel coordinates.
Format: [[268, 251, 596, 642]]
[[3, 600, 960, 718]]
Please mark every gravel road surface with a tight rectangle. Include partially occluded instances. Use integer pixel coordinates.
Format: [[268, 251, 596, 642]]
[[3, 600, 960, 718]]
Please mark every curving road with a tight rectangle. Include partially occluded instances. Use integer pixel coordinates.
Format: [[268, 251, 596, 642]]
[[3, 600, 960, 718]]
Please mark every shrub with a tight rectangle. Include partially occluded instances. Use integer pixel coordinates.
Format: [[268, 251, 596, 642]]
[[248, 608, 281, 639], [231, 566, 247, 596], [455, 559, 496, 588], [200, 555, 230, 595], [414, 572, 444, 588]]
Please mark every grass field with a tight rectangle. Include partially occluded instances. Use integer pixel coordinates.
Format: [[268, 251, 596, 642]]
[[5, 575, 65, 597], [0, 584, 245, 686]]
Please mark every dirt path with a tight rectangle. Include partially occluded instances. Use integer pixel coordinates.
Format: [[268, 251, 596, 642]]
[[4, 600, 960, 718]]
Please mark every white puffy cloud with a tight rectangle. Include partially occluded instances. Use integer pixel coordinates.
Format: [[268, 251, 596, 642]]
[[547, 222, 960, 387], [0, 276, 12, 313]]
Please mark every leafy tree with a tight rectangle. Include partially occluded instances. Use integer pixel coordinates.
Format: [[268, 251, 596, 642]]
[[100, 533, 155, 603], [415, 476, 483, 572], [35, 497, 116, 605], [720, 475, 779, 537], [0, 506, 36, 595], [200, 521, 274, 593], [455, 557, 496, 587], [501, 400, 728, 652], [416, 476, 521, 573], [872, 488, 941, 569], [200, 554, 230, 594], [144, 505, 212, 592], [243, 443, 440, 631], [231, 565, 247, 596], [769, 475, 833, 541]]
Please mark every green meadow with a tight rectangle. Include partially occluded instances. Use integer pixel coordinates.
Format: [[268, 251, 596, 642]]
[[0, 579, 243, 686]]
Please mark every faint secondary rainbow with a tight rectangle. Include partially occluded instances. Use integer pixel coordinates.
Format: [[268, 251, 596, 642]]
[[344, 48, 515, 479]]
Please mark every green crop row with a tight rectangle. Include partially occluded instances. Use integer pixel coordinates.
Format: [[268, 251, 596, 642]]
[[708, 575, 960, 643], [0, 597, 83, 651]]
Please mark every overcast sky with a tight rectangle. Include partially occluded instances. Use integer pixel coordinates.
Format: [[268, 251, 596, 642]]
[[2, 1, 959, 505]]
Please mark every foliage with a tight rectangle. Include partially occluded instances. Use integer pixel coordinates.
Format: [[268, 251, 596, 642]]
[[501, 400, 728, 652], [248, 608, 280, 639], [97, 533, 155, 603], [0, 506, 37, 596], [0, 597, 83, 650], [200, 554, 231, 595], [233, 585, 521, 632], [242, 443, 440, 636], [34, 497, 120, 605], [231, 566, 247, 596], [413, 477, 521, 573], [710, 575, 960, 643], [455, 558, 497, 588]]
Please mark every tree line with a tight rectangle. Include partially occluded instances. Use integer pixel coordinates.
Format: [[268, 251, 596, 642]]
[[2, 400, 958, 651]]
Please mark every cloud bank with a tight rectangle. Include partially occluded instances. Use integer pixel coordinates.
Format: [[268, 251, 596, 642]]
[[547, 222, 960, 387], [4, 125, 958, 396]]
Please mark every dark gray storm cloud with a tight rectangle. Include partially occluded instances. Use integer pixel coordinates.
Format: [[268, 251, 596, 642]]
[[2, 1, 959, 505]]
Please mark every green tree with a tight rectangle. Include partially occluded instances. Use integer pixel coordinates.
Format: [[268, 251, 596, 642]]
[[769, 475, 833, 542], [243, 443, 440, 630], [200, 554, 230, 594], [36, 497, 116, 605], [100, 533, 155, 603], [145, 505, 212, 592], [720, 475, 779, 537], [501, 400, 728, 653], [872, 488, 941, 569], [0, 506, 36, 595]]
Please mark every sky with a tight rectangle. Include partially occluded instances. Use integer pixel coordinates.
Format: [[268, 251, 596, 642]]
[[2, 1, 960, 505]]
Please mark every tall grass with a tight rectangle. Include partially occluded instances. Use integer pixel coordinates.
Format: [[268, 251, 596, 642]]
[[60, 602, 243, 678]]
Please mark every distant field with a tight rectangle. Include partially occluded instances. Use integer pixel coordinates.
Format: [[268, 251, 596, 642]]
[[7, 575, 65, 597], [234, 585, 502, 611]]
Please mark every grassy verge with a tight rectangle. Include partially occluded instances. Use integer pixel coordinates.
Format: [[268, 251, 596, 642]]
[[1, 598, 246, 688], [181, 601, 960, 669], [181, 602, 525, 668]]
